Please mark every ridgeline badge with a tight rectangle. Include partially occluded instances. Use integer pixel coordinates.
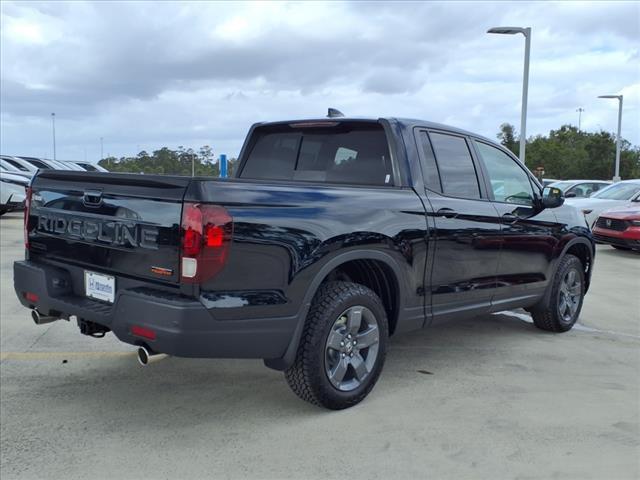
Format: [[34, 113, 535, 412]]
[[36, 212, 159, 250]]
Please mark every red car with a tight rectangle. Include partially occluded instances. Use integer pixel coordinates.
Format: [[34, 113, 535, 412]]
[[593, 204, 640, 251]]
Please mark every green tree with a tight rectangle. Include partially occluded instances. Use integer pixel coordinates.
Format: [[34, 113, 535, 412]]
[[497, 123, 519, 156], [502, 124, 640, 180], [98, 146, 224, 177]]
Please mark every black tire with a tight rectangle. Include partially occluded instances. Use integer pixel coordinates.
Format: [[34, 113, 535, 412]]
[[531, 254, 585, 332], [284, 281, 389, 410]]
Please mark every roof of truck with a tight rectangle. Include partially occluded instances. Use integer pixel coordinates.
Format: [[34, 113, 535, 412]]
[[255, 117, 496, 145]]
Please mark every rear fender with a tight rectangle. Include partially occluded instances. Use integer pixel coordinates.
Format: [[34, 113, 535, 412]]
[[264, 249, 404, 371]]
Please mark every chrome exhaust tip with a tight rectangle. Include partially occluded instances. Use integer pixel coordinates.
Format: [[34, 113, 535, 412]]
[[137, 346, 168, 366], [31, 309, 58, 325]]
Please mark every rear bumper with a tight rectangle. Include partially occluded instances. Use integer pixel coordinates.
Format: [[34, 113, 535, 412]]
[[13, 260, 296, 359]]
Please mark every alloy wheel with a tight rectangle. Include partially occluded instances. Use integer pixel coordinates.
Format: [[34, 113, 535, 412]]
[[324, 306, 380, 392], [558, 268, 582, 323]]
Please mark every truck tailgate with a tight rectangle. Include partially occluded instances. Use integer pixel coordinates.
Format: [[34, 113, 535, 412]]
[[27, 171, 191, 284]]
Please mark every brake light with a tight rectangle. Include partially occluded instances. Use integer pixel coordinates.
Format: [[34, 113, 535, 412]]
[[24, 186, 32, 249], [180, 203, 232, 283]]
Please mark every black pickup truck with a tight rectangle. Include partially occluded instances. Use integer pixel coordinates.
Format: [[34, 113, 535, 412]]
[[14, 117, 594, 409]]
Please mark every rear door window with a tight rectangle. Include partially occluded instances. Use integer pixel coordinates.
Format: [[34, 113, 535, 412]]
[[240, 123, 393, 186], [428, 132, 481, 199], [416, 131, 443, 192]]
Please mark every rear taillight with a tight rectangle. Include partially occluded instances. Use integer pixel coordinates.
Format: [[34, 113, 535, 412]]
[[180, 203, 232, 284], [24, 186, 32, 250]]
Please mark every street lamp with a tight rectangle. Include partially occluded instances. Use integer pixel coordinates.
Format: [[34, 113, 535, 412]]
[[576, 107, 584, 131], [598, 95, 623, 182], [51, 113, 57, 161], [487, 26, 531, 164]]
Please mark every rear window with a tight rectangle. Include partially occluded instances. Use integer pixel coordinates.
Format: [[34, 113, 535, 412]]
[[239, 122, 393, 186]]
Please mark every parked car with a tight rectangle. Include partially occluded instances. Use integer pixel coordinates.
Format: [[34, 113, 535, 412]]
[[17, 156, 85, 171], [0, 155, 36, 174], [549, 180, 611, 198], [0, 171, 29, 215], [1, 158, 33, 178], [66, 160, 109, 172], [542, 178, 559, 187], [14, 116, 594, 409], [592, 204, 640, 251], [566, 179, 640, 227]]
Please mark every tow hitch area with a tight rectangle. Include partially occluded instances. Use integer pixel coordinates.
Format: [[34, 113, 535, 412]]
[[77, 319, 110, 338]]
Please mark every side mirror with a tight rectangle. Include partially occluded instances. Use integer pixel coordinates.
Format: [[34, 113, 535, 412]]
[[541, 186, 564, 209], [565, 192, 577, 198]]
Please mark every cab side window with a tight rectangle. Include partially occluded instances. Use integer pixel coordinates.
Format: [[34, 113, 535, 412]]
[[474, 141, 535, 206]]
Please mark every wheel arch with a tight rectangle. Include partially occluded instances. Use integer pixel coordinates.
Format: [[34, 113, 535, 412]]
[[264, 249, 405, 371], [559, 237, 594, 292]]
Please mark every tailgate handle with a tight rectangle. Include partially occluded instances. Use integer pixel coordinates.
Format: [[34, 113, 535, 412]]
[[83, 189, 103, 207]]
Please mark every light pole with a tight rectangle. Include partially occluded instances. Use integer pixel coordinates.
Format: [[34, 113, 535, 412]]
[[51, 113, 57, 160], [576, 107, 584, 131], [100, 137, 104, 160], [598, 95, 623, 182], [487, 26, 531, 164]]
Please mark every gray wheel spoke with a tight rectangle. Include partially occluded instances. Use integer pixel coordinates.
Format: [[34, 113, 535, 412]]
[[569, 283, 581, 295], [324, 305, 380, 392], [558, 296, 567, 314], [346, 307, 363, 335], [569, 297, 578, 313], [350, 353, 369, 381], [356, 326, 379, 348], [567, 269, 576, 285], [326, 329, 343, 351], [330, 358, 348, 384]]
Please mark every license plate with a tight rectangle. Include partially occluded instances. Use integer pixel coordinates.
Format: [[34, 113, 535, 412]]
[[84, 271, 115, 303]]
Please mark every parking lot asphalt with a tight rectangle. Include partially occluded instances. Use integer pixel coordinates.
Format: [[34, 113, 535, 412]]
[[1, 211, 638, 480]]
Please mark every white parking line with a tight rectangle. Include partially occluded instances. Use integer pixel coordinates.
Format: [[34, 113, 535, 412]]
[[494, 310, 640, 339]]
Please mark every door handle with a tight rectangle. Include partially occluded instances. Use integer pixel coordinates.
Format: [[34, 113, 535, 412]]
[[502, 213, 518, 223], [436, 208, 458, 219]]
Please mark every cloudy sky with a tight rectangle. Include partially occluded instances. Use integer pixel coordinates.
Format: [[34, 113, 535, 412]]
[[1, 1, 638, 162]]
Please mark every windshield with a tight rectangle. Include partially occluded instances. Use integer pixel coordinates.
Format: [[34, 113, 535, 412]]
[[4, 159, 31, 171], [23, 158, 51, 169], [591, 183, 640, 200]]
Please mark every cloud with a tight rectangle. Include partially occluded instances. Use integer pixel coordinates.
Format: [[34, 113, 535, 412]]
[[1, 0, 638, 161]]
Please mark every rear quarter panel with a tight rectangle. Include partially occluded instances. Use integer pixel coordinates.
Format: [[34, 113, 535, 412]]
[[186, 180, 428, 327]]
